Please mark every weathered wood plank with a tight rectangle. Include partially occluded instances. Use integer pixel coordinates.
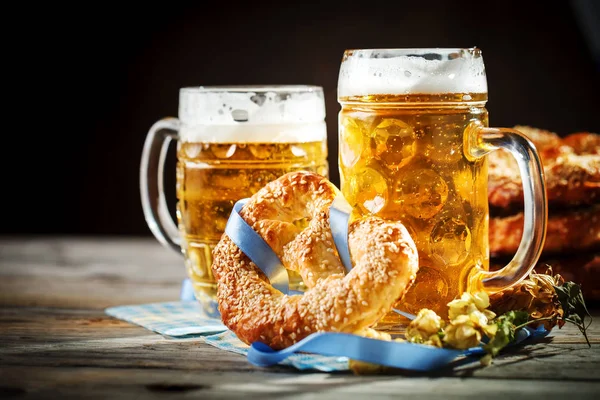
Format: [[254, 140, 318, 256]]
[[1, 307, 599, 379], [0, 366, 599, 400], [0, 275, 182, 309], [0, 237, 186, 309]]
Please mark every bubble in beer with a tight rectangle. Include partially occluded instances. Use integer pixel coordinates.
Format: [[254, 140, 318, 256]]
[[450, 164, 478, 203], [429, 216, 471, 266], [395, 169, 448, 219], [348, 166, 388, 214], [371, 118, 415, 170], [184, 143, 203, 158], [340, 117, 364, 167], [250, 170, 280, 192], [422, 120, 464, 164], [212, 144, 237, 159], [249, 144, 274, 159], [400, 266, 449, 315], [213, 169, 249, 190]]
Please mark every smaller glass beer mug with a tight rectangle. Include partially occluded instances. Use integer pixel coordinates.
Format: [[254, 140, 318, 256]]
[[140, 86, 329, 316], [337, 48, 547, 327]]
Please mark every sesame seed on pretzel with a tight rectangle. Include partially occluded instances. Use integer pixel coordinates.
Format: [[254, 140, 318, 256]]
[[211, 171, 419, 349]]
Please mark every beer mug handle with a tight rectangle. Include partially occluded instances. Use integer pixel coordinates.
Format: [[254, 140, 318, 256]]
[[465, 120, 547, 293], [140, 117, 182, 254]]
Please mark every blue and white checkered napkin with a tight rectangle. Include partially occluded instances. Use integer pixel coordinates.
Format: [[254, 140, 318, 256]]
[[105, 300, 349, 371]]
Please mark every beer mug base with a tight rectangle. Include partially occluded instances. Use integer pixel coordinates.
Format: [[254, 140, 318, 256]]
[[373, 313, 411, 334]]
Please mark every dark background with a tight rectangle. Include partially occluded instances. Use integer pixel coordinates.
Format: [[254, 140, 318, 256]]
[[5, 0, 599, 237]]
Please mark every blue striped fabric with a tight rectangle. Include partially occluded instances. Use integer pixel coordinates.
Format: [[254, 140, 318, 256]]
[[105, 300, 349, 371], [105, 301, 227, 337]]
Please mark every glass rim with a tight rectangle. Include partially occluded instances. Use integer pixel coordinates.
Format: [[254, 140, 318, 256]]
[[342, 47, 482, 57], [180, 85, 323, 94]]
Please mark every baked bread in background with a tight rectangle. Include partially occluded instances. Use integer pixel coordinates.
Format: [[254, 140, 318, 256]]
[[488, 126, 600, 210], [489, 205, 600, 255], [488, 126, 600, 301]]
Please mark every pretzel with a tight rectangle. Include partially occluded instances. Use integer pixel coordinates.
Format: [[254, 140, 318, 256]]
[[488, 126, 600, 209], [489, 205, 600, 256], [211, 171, 419, 349]]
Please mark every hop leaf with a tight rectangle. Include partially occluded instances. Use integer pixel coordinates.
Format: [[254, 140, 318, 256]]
[[483, 310, 528, 358], [554, 281, 592, 347]]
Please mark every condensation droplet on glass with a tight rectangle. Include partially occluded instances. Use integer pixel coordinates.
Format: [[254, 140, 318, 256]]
[[462, 94, 472, 101], [404, 70, 412, 77]]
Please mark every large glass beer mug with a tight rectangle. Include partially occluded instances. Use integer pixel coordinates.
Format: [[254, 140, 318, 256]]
[[140, 86, 329, 316], [337, 48, 547, 326]]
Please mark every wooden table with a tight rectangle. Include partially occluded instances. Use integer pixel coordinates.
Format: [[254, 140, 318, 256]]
[[1, 237, 599, 399]]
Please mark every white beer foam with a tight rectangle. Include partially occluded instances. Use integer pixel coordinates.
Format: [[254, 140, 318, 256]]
[[338, 51, 487, 97], [178, 87, 327, 142], [179, 122, 327, 143]]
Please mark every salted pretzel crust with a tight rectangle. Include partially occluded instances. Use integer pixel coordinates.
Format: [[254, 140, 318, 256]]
[[211, 171, 419, 349]]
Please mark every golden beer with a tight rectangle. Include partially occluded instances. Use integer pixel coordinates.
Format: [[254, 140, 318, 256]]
[[339, 92, 489, 320], [177, 140, 328, 314]]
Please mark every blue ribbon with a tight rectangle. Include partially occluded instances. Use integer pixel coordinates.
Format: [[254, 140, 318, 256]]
[[225, 199, 290, 294], [247, 325, 549, 370], [329, 195, 354, 273]]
